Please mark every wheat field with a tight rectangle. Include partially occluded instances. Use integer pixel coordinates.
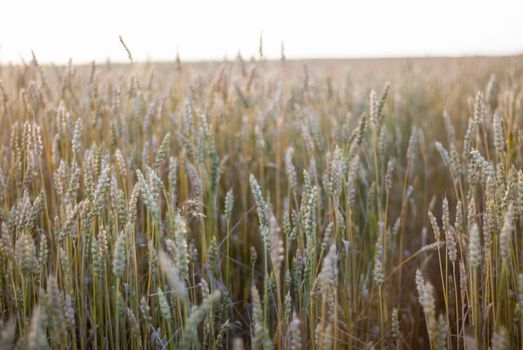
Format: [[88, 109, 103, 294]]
[[1, 54, 523, 349]]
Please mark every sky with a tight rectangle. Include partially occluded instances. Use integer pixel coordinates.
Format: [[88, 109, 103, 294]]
[[1, 0, 523, 64]]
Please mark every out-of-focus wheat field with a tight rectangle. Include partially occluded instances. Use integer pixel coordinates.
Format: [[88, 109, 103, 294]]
[[1, 54, 523, 349]]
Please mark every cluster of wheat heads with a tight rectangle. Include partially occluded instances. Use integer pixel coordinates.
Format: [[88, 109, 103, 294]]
[[0, 55, 522, 349]]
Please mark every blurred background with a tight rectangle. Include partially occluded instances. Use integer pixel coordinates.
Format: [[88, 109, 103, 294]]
[[1, 0, 523, 64]]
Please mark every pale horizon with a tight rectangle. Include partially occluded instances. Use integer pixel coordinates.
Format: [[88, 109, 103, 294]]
[[2, 0, 523, 65]]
